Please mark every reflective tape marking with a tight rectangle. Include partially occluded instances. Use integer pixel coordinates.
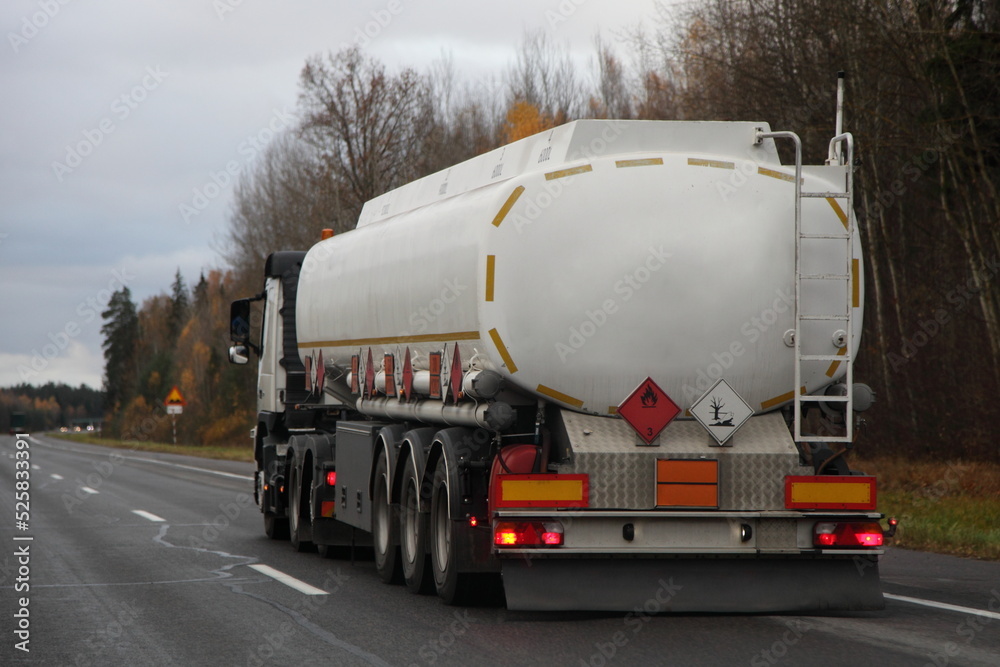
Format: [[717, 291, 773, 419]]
[[826, 347, 848, 377], [758, 167, 796, 182], [485, 255, 496, 302], [545, 164, 592, 180], [827, 197, 849, 228], [688, 158, 734, 170], [492, 186, 525, 227], [616, 157, 663, 168], [536, 384, 584, 409], [488, 328, 518, 374]]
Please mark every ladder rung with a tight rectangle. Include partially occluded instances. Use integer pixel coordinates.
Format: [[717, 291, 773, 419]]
[[797, 394, 849, 401], [796, 436, 853, 443], [799, 355, 851, 362], [798, 315, 848, 321], [800, 233, 851, 239], [801, 192, 848, 198], [800, 273, 849, 280]]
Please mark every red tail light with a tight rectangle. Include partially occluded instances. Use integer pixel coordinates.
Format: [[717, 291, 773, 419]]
[[494, 521, 564, 547], [326, 471, 337, 486], [814, 522, 884, 547]]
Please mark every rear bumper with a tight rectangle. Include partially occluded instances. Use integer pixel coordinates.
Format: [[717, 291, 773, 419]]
[[501, 555, 884, 612], [492, 509, 885, 556]]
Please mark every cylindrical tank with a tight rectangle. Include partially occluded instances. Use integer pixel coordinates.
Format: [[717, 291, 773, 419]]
[[295, 120, 862, 416]]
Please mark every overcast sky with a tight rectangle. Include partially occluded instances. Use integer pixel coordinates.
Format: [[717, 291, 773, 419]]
[[0, 0, 668, 391]]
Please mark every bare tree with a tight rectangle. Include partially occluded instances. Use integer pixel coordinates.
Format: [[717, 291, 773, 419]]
[[589, 36, 634, 119], [221, 130, 345, 282], [298, 47, 426, 221], [505, 30, 583, 123]]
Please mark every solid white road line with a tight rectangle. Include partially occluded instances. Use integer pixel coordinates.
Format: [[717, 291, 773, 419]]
[[885, 593, 1000, 620], [248, 564, 328, 596], [132, 509, 166, 523], [80, 486, 99, 494], [128, 456, 253, 482], [29, 437, 253, 482], [50, 474, 63, 480]]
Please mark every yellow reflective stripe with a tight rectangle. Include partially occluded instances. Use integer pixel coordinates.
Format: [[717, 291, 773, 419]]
[[492, 186, 525, 227], [488, 328, 518, 374], [825, 347, 848, 377], [827, 197, 849, 228], [790, 481, 872, 505], [688, 157, 734, 170], [485, 255, 496, 302], [616, 157, 663, 168], [545, 164, 592, 180], [501, 478, 585, 502], [758, 167, 796, 182], [298, 332, 479, 349], [852, 258, 860, 308], [760, 386, 806, 410], [536, 384, 584, 408]]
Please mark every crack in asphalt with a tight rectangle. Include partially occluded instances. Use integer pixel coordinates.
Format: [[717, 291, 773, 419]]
[[152, 523, 389, 666]]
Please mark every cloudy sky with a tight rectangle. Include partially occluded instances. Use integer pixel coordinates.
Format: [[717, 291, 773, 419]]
[[0, 0, 668, 391]]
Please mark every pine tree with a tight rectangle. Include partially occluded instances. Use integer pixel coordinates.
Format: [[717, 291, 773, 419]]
[[168, 269, 190, 338], [100, 287, 139, 413]]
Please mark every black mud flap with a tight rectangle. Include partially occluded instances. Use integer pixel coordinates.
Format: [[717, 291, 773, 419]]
[[501, 557, 884, 613]]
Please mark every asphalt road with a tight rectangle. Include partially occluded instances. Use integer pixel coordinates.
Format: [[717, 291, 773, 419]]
[[2, 433, 999, 666]]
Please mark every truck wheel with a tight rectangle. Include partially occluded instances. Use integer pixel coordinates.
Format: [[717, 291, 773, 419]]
[[263, 512, 289, 540], [399, 460, 432, 593], [430, 457, 473, 605], [289, 465, 315, 553], [373, 452, 402, 584]]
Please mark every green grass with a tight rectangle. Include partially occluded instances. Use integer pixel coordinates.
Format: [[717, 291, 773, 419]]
[[877, 491, 1000, 560], [52, 432, 254, 462], [858, 457, 1000, 561]]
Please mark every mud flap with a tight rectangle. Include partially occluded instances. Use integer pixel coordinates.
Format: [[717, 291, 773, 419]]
[[501, 557, 884, 612]]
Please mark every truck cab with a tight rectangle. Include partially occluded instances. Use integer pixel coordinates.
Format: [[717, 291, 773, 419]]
[[230, 250, 327, 539]]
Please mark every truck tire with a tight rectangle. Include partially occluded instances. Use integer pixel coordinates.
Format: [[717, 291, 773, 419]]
[[399, 460, 432, 593], [430, 456, 474, 605], [289, 465, 315, 553], [263, 512, 289, 540], [373, 452, 402, 584]]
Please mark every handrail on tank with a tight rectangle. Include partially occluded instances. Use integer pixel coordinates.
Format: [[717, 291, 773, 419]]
[[754, 127, 802, 243], [827, 132, 854, 167]]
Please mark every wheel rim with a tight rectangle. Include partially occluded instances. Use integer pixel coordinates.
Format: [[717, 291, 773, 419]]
[[290, 469, 299, 533], [433, 482, 450, 573], [375, 474, 389, 554], [402, 477, 417, 564]]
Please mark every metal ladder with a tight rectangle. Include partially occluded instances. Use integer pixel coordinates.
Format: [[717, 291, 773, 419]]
[[755, 129, 856, 444]]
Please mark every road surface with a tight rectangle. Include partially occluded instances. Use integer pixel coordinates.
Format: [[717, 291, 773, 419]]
[[2, 433, 998, 666]]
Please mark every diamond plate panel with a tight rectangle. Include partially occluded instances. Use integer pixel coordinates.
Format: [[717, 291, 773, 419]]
[[556, 411, 809, 510], [756, 519, 799, 549]]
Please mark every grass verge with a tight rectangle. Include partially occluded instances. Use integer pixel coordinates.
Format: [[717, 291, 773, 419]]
[[855, 457, 1000, 560], [52, 432, 254, 463]]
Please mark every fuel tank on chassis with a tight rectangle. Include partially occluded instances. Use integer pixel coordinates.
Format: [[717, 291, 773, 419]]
[[295, 120, 863, 414]]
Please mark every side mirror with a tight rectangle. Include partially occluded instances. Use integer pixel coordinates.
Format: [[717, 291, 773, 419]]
[[229, 344, 249, 365], [230, 299, 252, 344]]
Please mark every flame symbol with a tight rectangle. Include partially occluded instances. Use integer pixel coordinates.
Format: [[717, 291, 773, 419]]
[[640, 385, 658, 407]]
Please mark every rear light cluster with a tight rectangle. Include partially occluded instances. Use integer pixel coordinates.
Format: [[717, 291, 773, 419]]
[[814, 522, 884, 547], [326, 471, 337, 486], [494, 521, 564, 547]]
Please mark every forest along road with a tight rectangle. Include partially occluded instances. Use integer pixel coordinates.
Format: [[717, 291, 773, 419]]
[[2, 433, 998, 667]]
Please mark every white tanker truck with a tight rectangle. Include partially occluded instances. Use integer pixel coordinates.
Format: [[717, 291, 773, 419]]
[[229, 115, 890, 611]]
